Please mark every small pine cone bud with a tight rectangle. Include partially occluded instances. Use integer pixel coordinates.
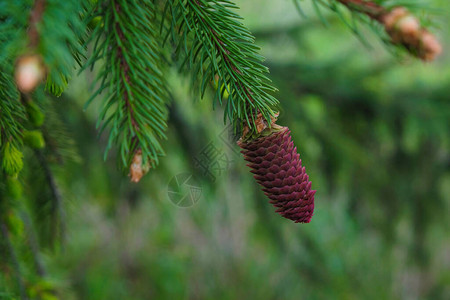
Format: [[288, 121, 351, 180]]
[[129, 149, 150, 183], [15, 55, 45, 93], [382, 7, 408, 31], [382, 8, 442, 61], [397, 16, 421, 43], [420, 32, 442, 62], [238, 127, 315, 223]]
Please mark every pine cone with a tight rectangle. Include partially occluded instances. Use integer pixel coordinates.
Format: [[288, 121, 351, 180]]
[[238, 127, 315, 223]]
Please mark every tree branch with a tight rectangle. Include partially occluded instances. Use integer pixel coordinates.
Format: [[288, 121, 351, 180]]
[[335, 0, 442, 61], [28, 0, 46, 48]]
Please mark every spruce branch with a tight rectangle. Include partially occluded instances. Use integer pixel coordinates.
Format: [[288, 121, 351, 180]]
[[164, 1, 316, 220], [34, 0, 90, 95], [0, 1, 30, 63], [1, 0, 90, 94], [84, 0, 169, 178], [28, 0, 46, 49], [164, 0, 279, 134], [0, 70, 26, 176], [335, 0, 385, 18], [296, 0, 442, 61]]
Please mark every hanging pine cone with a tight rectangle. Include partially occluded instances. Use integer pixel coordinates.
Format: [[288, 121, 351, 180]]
[[238, 126, 315, 223]]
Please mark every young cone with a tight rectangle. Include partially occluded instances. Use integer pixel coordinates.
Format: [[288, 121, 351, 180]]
[[238, 126, 315, 223], [381, 7, 442, 61]]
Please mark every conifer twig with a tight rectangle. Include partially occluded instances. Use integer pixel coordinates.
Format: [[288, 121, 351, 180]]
[[165, 0, 279, 133], [337, 0, 385, 19], [309, 0, 442, 61], [85, 0, 168, 179], [0, 70, 26, 176], [191, 1, 262, 132], [28, 0, 46, 48]]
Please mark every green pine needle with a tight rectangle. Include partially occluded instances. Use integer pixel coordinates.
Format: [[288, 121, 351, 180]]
[[39, 0, 90, 96], [83, 0, 169, 170], [164, 0, 279, 134], [0, 69, 25, 176]]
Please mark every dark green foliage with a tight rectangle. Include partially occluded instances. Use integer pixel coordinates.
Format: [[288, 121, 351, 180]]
[[85, 0, 169, 169], [0, 70, 24, 148], [0, 0, 30, 63], [40, 0, 90, 96], [0, 69, 25, 176], [163, 0, 279, 132]]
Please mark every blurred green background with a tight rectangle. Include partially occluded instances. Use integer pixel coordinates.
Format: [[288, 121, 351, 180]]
[[9, 0, 450, 299]]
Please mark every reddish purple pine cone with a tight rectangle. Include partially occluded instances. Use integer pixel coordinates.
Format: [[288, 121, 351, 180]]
[[238, 127, 316, 223]]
